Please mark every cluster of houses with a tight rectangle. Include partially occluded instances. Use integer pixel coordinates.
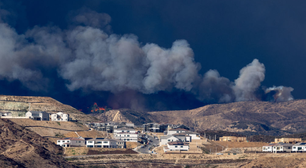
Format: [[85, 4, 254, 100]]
[[56, 122, 140, 149], [57, 136, 125, 148], [0, 111, 70, 121], [157, 126, 201, 152], [262, 138, 305, 153]]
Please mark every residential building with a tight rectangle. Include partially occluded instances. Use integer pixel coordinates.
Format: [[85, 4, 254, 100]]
[[262, 143, 276, 152], [86, 138, 125, 148], [164, 141, 189, 152], [167, 128, 189, 135], [184, 131, 201, 140], [86, 121, 134, 133], [50, 112, 69, 121], [57, 137, 86, 147], [219, 136, 247, 142], [25, 111, 49, 121], [292, 143, 306, 152], [275, 138, 302, 144], [160, 134, 191, 145], [271, 143, 293, 153], [114, 127, 138, 142]]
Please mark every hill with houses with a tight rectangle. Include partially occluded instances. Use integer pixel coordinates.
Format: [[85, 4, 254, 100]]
[[93, 100, 306, 136]]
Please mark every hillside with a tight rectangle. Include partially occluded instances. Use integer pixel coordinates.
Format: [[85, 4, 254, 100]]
[[0, 118, 74, 168], [0, 95, 97, 122], [94, 100, 306, 135]]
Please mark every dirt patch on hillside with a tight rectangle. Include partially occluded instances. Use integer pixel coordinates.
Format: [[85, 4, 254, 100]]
[[87, 149, 137, 155], [215, 141, 268, 148], [9, 119, 88, 138], [0, 118, 74, 168]]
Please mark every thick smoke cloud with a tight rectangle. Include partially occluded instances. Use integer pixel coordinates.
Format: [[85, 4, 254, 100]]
[[0, 9, 294, 107], [234, 59, 265, 101]]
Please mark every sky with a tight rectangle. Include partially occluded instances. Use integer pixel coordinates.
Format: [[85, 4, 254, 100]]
[[0, 0, 305, 112]]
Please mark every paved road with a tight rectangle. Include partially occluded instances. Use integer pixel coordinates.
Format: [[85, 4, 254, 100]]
[[137, 134, 159, 154]]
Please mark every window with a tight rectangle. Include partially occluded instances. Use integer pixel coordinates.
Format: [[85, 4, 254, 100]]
[[127, 139, 130, 141], [168, 140, 170, 141], [175, 146, 177, 148], [88, 141, 93, 143], [103, 141, 108, 143], [127, 135, 130, 137], [57, 140, 60, 143], [181, 146, 183, 148]]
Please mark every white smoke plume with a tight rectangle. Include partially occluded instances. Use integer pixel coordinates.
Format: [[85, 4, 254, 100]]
[[234, 59, 265, 101], [265, 86, 294, 102], [0, 8, 294, 104]]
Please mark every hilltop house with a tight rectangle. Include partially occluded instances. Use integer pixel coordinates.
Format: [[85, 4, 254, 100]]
[[275, 138, 302, 144], [163, 141, 189, 152], [292, 143, 306, 152], [167, 128, 189, 135], [114, 127, 138, 142], [272, 143, 293, 153], [219, 136, 247, 142], [26, 111, 49, 121], [57, 137, 86, 147], [50, 112, 69, 121], [262, 143, 276, 152]]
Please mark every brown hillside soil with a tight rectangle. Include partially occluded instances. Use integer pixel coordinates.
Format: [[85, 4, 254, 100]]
[[96, 100, 306, 135], [215, 141, 269, 148], [0, 118, 74, 168], [0, 95, 97, 122], [9, 119, 89, 138]]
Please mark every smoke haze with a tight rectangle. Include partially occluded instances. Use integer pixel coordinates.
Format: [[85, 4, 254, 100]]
[[0, 8, 294, 110]]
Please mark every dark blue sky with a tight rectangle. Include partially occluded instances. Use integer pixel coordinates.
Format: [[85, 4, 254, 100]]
[[1, 0, 306, 111]]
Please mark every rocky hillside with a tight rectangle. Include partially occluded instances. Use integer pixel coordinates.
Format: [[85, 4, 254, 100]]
[[0, 118, 74, 168], [94, 100, 306, 135], [0, 95, 97, 122]]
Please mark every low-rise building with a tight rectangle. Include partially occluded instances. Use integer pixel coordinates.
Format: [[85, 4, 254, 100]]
[[167, 128, 189, 135], [275, 138, 302, 144], [292, 143, 306, 152], [86, 138, 125, 148], [50, 112, 69, 121], [164, 141, 189, 152], [160, 134, 191, 145], [219, 136, 247, 142], [26, 111, 49, 121], [57, 137, 86, 147], [272, 143, 293, 153], [262, 143, 276, 152], [114, 127, 138, 142]]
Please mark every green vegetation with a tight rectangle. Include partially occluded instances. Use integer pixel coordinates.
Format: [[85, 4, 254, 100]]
[[55, 132, 65, 138], [57, 122, 61, 126]]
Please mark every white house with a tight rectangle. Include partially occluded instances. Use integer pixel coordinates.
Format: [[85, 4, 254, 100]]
[[292, 143, 306, 152], [272, 143, 293, 153], [164, 141, 189, 152], [57, 137, 85, 147], [114, 127, 138, 142], [167, 128, 189, 135], [50, 112, 69, 121], [262, 144, 276, 152], [184, 131, 201, 140], [26, 111, 49, 121], [160, 134, 191, 146], [86, 138, 124, 148]]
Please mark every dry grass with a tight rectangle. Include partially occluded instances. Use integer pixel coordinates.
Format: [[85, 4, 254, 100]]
[[215, 141, 269, 148], [126, 142, 138, 149], [9, 119, 88, 137], [64, 147, 129, 156]]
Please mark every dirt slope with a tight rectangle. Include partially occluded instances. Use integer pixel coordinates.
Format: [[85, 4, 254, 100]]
[[0, 118, 74, 168], [95, 100, 306, 135], [0, 95, 97, 122]]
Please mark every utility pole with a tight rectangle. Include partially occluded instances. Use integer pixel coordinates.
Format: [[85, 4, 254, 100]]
[[215, 135, 216, 141]]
